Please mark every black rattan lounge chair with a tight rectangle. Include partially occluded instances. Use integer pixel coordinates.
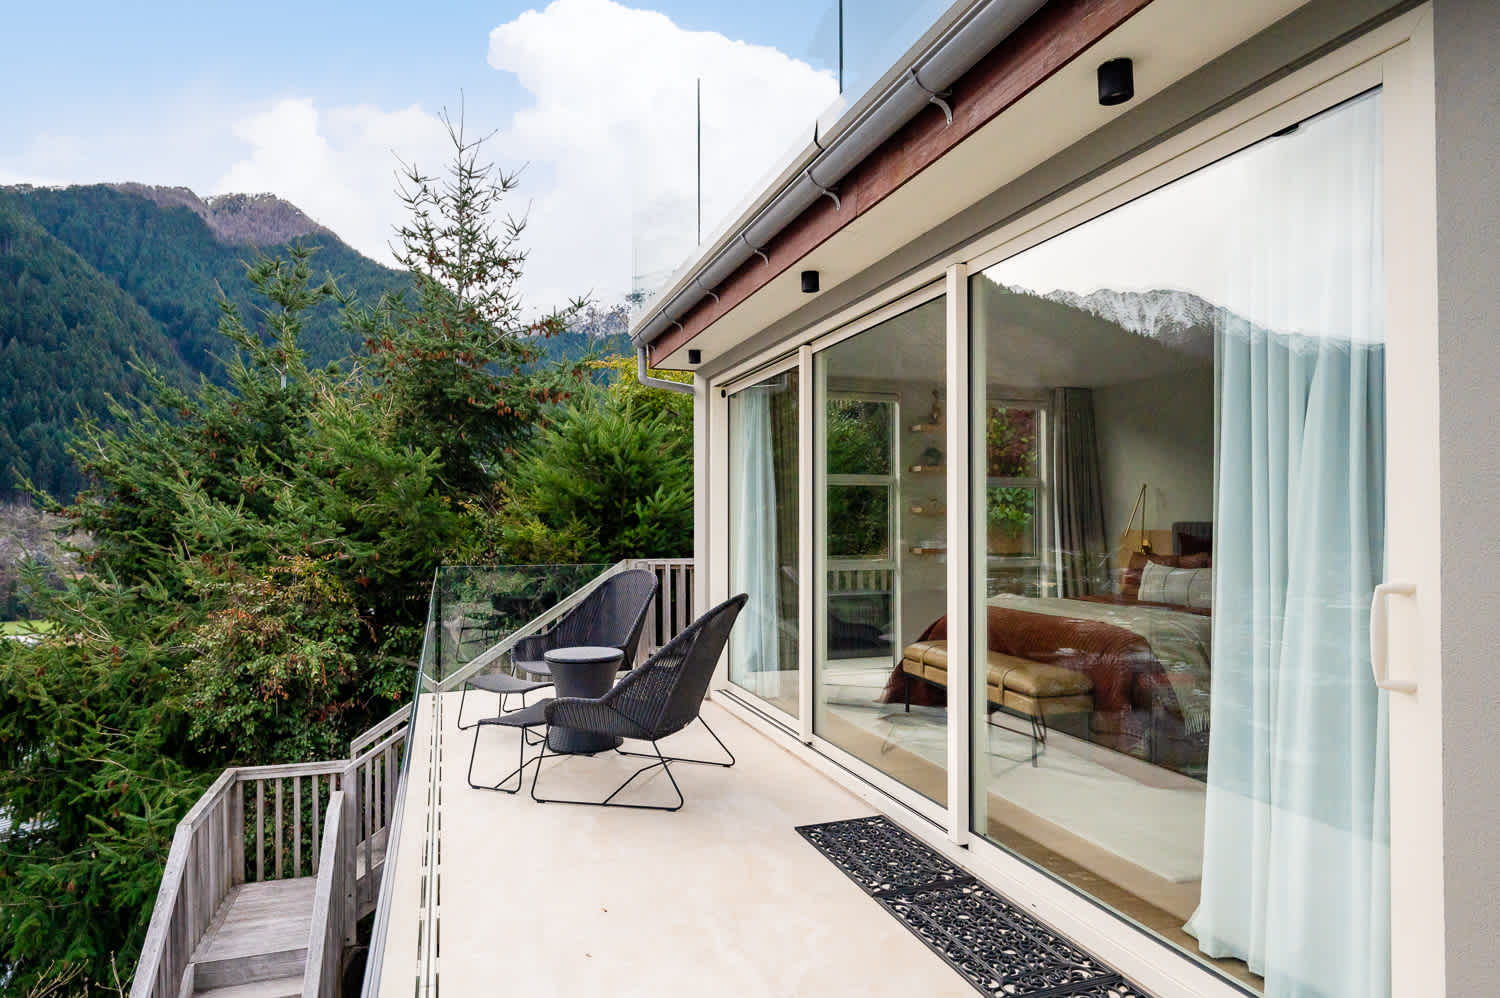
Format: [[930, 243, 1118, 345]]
[[455, 568, 660, 731], [466, 593, 747, 811]]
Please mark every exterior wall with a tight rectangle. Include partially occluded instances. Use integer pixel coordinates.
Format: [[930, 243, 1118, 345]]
[[1434, 0, 1500, 991], [700, 0, 1418, 384]]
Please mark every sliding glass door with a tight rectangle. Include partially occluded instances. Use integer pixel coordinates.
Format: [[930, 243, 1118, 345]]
[[727, 368, 800, 716], [967, 90, 1387, 996], [811, 294, 949, 805], [712, 41, 1424, 992]]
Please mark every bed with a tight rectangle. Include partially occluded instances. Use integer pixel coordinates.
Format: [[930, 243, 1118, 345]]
[[882, 545, 1215, 778]]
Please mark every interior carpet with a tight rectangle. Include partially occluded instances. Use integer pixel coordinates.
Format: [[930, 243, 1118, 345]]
[[796, 815, 1152, 997]]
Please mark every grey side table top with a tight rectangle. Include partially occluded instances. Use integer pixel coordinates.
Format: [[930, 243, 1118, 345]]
[[543, 646, 626, 667]]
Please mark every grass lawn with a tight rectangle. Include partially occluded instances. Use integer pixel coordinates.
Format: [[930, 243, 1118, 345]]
[[1, 620, 52, 637]]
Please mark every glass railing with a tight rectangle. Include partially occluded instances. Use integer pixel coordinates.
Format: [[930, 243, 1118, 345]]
[[415, 563, 614, 689]]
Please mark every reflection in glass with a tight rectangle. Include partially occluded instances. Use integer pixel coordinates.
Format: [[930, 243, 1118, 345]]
[[968, 91, 1387, 997], [728, 370, 800, 715], [813, 296, 948, 805], [827, 485, 891, 558]]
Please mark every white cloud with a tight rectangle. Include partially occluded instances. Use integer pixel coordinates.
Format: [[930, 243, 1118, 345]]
[[216, 99, 451, 270], [487, 0, 838, 307], [1, 2, 835, 313], [216, 1, 836, 310]]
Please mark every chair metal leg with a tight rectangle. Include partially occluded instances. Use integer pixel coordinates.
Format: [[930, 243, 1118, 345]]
[[1028, 711, 1048, 767], [458, 682, 512, 731], [613, 715, 734, 768], [531, 734, 685, 812], [457, 681, 477, 731], [458, 684, 549, 734], [466, 721, 540, 793]]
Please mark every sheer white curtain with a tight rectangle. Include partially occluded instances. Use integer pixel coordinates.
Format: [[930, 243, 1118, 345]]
[[729, 387, 782, 696], [1187, 91, 1388, 997]]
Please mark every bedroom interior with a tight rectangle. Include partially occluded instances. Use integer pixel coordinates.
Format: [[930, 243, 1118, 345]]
[[724, 87, 1388, 996]]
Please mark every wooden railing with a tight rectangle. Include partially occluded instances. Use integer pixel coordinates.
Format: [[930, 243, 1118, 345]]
[[346, 725, 405, 916], [629, 558, 695, 664], [131, 709, 411, 998], [130, 769, 241, 998], [302, 793, 347, 998]]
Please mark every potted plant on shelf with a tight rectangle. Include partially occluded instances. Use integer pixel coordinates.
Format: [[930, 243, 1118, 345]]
[[986, 487, 1033, 555]]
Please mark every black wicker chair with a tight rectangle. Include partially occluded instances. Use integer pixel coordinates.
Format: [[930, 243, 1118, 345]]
[[466, 593, 747, 811], [456, 568, 660, 731]]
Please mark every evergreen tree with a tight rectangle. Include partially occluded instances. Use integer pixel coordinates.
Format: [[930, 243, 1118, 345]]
[[351, 112, 589, 495], [455, 355, 693, 564], [0, 249, 456, 992]]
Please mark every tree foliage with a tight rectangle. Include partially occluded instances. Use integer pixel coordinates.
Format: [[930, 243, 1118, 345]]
[[349, 113, 588, 495], [455, 354, 693, 565], [0, 114, 695, 992]]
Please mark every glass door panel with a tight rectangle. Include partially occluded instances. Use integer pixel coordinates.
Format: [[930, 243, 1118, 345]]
[[727, 369, 800, 715], [969, 90, 1387, 996], [813, 295, 948, 804]]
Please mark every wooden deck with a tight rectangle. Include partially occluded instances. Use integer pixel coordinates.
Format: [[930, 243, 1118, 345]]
[[190, 879, 316, 996], [131, 709, 410, 998]]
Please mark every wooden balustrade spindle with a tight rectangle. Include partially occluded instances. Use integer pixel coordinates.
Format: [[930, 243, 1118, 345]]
[[274, 779, 284, 880], [293, 776, 302, 877], [255, 779, 265, 882]]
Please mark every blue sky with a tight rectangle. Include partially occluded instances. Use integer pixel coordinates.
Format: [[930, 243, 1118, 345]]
[[0, 0, 931, 308], [2, 0, 836, 131]]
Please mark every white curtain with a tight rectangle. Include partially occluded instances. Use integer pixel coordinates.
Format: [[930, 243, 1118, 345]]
[[729, 386, 782, 695], [1186, 92, 1388, 997]]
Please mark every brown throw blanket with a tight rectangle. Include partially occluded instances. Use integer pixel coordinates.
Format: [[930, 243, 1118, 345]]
[[879, 605, 1163, 725]]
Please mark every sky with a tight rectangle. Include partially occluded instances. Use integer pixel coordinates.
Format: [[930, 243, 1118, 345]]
[[0, 0, 880, 311]]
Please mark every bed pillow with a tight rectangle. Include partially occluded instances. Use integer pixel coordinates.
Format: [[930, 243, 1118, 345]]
[[1138, 560, 1213, 610], [1120, 551, 1211, 600]]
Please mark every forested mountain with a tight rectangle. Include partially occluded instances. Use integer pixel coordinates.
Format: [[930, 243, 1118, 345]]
[[0, 184, 631, 501], [0, 196, 194, 500]]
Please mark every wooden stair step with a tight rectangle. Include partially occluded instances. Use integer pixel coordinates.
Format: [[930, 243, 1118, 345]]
[[193, 947, 306, 991], [191, 878, 316, 989], [193, 972, 304, 998]]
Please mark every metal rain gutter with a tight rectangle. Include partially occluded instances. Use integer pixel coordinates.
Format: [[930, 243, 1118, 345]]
[[637, 346, 695, 395], [630, 0, 1047, 356]]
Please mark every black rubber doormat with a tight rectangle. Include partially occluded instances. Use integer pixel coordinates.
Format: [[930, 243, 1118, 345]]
[[796, 816, 1151, 997]]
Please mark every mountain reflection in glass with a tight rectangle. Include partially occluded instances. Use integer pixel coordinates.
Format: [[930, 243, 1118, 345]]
[[967, 90, 1387, 998]]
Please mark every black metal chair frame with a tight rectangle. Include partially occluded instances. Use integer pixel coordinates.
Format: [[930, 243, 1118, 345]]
[[455, 568, 659, 732], [466, 594, 747, 812]]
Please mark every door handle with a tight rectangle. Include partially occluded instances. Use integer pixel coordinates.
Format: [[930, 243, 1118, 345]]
[[1369, 580, 1417, 694]]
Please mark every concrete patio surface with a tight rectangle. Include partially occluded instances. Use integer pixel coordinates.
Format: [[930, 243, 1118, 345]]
[[375, 690, 973, 997]]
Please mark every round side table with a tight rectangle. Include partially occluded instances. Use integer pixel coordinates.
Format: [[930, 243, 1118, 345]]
[[543, 645, 625, 754]]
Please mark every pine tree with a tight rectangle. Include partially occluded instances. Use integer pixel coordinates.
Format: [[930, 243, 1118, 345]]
[[351, 111, 589, 495]]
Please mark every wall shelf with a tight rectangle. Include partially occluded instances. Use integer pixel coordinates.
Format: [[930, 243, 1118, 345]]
[[908, 464, 945, 474], [909, 422, 945, 433]]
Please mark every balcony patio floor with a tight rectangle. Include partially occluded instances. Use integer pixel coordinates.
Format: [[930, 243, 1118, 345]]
[[377, 690, 973, 997]]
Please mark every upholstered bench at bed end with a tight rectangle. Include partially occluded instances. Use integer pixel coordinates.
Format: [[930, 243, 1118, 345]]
[[898, 640, 1094, 722]]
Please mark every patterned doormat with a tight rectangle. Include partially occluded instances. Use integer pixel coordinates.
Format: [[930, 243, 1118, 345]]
[[796, 816, 1151, 997]]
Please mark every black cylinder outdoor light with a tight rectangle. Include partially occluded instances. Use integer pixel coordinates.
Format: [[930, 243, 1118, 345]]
[[801, 270, 820, 293], [1097, 57, 1134, 106]]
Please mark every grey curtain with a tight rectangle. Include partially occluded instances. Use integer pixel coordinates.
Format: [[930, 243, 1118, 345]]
[[1050, 387, 1107, 597]]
